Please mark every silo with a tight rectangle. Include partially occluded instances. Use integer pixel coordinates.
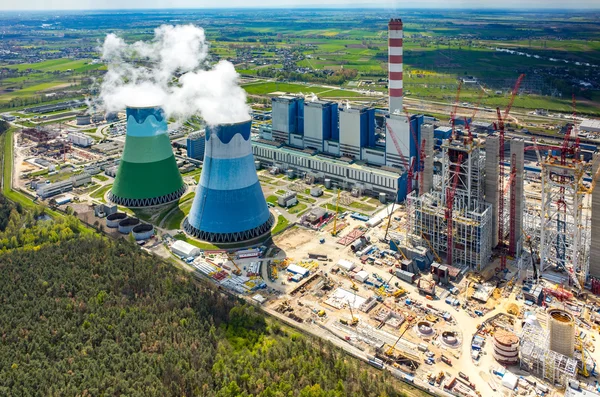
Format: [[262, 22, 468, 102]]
[[184, 120, 274, 243], [547, 308, 575, 357], [109, 106, 185, 207]]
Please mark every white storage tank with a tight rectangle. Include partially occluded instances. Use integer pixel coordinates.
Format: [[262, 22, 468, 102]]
[[547, 308, 575, 358]]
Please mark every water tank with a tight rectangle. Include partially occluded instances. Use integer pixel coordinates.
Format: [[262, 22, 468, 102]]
[[324, 178, 332, 189], [184, 120, 274, 243], [118, 217, 140, 234], [547, 308, 575, 357], [106, 212, 127, 228], [379, 192, 387, 204], [109, 106, 185, 207], [132, 223, 154, 240]]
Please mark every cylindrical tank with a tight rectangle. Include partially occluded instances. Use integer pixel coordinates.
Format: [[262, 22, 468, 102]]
[[106, 212, 127, 228], [184, 120, 274, 243], [492, 329, 519, 365], [109, 106, 185, 207], [118, 217, 140, 234], [255, 160, 261, 170], [132, 223, 154, 240], [547, 308, 575, 357], [324, 178, 332, 189], [76, 113, 91, 125], [416, 321, 434, 337], [379, 192, 387, 204]]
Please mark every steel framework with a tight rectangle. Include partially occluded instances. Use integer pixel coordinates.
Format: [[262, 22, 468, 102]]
[[407, 138, 492, 270], [539, 158, 590, 287]]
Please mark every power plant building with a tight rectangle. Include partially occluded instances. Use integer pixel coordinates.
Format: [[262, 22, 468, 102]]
[[187, 131, 206, 160], [109, 106, 185, 207], [184, 120, 274, 243], [271, 95, 304, 144]]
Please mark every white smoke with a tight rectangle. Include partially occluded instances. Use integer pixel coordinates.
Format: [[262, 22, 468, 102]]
[[98, 24, 250, 125]]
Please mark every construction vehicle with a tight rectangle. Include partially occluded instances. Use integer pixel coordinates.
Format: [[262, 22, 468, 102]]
[[227, 253, 242, 276], [441, 354, 452, 366], [386, 318, 415, 357], [317, 310, 326, 317], [350, 282, 358, 291], [331, 189, 341, 236]]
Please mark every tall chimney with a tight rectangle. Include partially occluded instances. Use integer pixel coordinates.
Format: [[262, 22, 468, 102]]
[[388, 18, 403, 116]]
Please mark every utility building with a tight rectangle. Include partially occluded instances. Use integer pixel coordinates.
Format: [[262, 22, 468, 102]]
[[303, 100, 338, 152], [187, 131, 206, 160], [339, 105, 375, 160]]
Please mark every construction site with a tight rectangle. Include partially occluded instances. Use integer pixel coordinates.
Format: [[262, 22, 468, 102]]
[[5, 17, 600, 397]]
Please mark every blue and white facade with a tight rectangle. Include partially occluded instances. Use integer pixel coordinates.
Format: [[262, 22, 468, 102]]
[[184, 120, 274, 243], [187, 131, 206, 160], [271, 95, 304, 144]]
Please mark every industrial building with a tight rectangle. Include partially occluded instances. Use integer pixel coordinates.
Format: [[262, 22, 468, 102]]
[[76, 113, 91, 126], [253, 19, 419, 202], [184, 120, 274, 243], [36, 180, 73, 199], [187, 131, 206, 160], [67, 131, 93, 148], [109, 106, 185, 207]]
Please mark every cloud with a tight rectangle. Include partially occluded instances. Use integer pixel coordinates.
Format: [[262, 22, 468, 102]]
[[98, 24, 250, 125]]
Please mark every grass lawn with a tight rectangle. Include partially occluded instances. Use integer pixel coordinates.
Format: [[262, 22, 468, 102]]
[[275, 189, 286, 195], [164, 201, 193, 230], [93, 174, 109, 182], [287, 202, 307, 214], [349, 201, 376, 212], [266, 195, 278, 204], [297, 194, 316, 203], [90, 184, 112, 201], [321, 203, 349, 214], [272, 215, 290, 235]]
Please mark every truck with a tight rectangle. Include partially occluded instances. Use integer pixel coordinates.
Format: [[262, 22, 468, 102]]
[[441, 355, 452, 366], [445, 297, 459, 306]]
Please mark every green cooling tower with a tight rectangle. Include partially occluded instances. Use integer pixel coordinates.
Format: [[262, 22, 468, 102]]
[[109, 106, 185, 207]]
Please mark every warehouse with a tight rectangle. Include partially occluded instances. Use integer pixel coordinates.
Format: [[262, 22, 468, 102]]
[[171, 240, 201, 258], [286, 264, 310, 277]]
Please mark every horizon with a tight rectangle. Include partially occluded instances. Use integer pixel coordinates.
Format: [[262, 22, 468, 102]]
[[2, 0, 600, 12]]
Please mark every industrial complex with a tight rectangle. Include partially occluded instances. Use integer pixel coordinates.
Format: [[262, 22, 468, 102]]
[[5, 16, 600, 397]]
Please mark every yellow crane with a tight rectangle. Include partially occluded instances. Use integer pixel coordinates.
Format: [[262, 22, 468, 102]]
[[576, 339, 590, 377], [386, 318, 415, 357], [227, 253, 242, 276], [332, 189, 341, 236], [421, 233, 442, 263], [390, 239, 408, 261]]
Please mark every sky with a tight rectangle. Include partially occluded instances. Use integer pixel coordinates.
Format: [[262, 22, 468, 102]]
[[1, 0, 599, 11]]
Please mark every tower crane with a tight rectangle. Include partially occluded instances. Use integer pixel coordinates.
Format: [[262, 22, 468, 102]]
[[463, 85, 485, 142], [445, 153, 463, 265], [495, 73, 525, 271], [421, 232, 442, 263], [404, 108, 426, 195]]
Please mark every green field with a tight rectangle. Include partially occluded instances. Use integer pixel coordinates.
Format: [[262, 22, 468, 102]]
[[4, 59, 102, 73], [288, 202, 307, 214], [164, 200, 193, 230], [272, 215, 290, 235], [90, 184, 112, 201]]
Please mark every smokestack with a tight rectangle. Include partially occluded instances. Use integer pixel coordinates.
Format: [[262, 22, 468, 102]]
[[388, 18, 403, 116]]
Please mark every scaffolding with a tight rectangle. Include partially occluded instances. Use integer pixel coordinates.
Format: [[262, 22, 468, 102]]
[[539, 156, 591, 286], [407, 138, 492, 271], [520, 322, 577, 387]]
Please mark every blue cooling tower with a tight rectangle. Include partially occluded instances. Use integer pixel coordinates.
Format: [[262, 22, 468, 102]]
[[183, 120, 274, 243]]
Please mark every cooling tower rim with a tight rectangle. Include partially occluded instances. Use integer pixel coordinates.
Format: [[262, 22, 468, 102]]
[[206, 119, 252, 128], [125, 104, 163, 110], [547, 308, 574, 323]]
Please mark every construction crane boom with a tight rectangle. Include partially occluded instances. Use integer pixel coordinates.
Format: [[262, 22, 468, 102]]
[[386, 318, 415, 356], [332, 189, 341, 236]]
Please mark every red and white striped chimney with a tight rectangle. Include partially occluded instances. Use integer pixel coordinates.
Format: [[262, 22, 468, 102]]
[[388, 18, 403, 116]]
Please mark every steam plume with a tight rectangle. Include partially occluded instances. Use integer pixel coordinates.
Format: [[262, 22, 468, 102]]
[[99, 24, 250, 125]]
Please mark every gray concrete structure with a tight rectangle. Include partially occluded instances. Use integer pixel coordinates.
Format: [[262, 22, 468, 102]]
[[591, 153, 600, 279], [510, 138, 525, 255], [421, 123, 434, 194], [485, 135, 500, 248]]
